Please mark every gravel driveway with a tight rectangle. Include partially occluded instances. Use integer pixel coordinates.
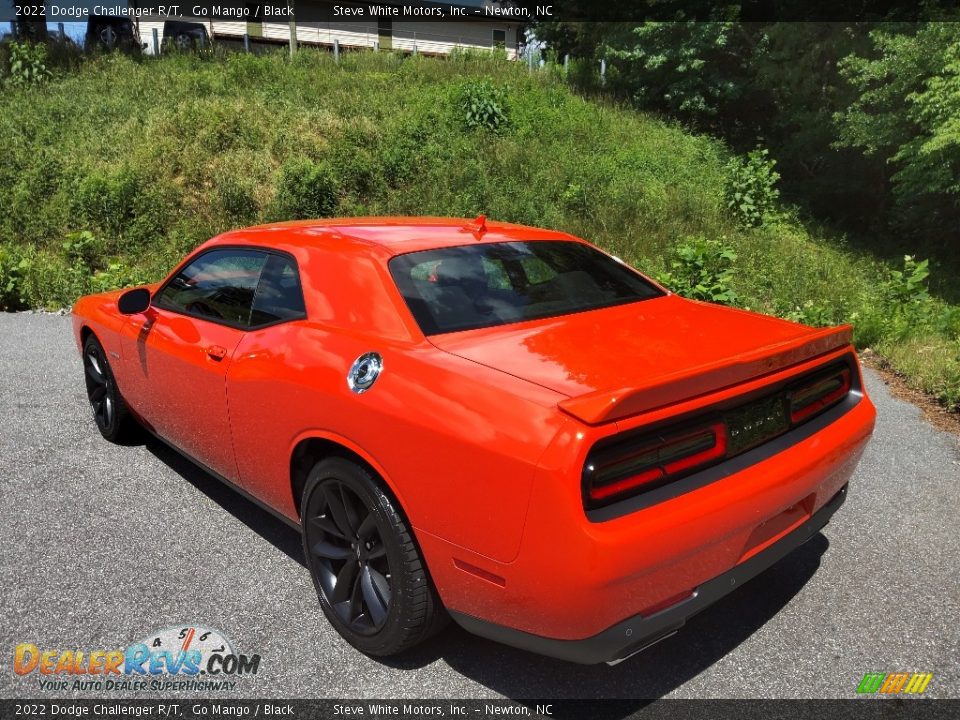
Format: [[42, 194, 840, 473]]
[[1, 312, 958, 700]]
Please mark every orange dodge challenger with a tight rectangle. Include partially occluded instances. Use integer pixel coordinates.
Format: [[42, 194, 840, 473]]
[[72, 217, 875, 664]]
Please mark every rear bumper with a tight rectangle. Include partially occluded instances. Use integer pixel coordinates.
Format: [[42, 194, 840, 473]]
[[451, 483, 847, 665]]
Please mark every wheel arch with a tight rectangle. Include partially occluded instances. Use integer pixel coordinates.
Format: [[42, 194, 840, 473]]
[[289, 432, 409, 522]]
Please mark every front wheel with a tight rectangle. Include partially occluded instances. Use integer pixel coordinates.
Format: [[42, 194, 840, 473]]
[[82, 334, 136, 443], [301, 457, 446, 656]]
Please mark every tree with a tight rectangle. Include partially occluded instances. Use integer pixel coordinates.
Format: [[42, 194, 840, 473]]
[[835, 22, 960, 246], [600, 20, 762, 129], [534, 15, 959, 255]]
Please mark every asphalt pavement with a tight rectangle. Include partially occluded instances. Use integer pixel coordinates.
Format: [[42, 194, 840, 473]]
[[1, 312, 958, 701]]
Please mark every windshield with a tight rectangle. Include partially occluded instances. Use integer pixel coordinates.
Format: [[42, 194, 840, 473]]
[[388, 241, 664, 335]]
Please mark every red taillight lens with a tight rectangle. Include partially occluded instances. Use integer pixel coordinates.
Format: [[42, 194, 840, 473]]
[[585, 421, 727, 505], [788, 367, 851, 424]]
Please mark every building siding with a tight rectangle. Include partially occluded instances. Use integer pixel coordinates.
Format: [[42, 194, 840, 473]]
[[138, 13, 517, 58]]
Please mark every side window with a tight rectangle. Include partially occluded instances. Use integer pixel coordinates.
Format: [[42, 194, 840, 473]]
[[155, 249, 267, 327], [250, 254, 307, 327]]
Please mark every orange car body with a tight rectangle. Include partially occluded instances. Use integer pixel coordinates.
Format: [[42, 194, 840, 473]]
[[72, 218, 875, 663]]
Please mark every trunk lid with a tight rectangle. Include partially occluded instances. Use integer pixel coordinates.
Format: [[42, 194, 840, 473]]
[[429, 294, 853, 424]]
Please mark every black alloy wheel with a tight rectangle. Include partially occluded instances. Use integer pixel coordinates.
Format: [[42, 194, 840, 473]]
[[301, 457, 446, 656], [82, 335, 134, 442], [309, 478, 393, 634]]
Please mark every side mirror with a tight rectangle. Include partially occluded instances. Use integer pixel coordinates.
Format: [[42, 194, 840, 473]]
[[118, 287, 151, 315]]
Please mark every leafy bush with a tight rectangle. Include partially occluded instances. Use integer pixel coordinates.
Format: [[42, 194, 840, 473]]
[[457, 79, 510, 132], [657, 236, 738, 305], [61, 230, 104, 267], [936, 305, 960, 340], [784, 300, 838, 327], [0, 229, 154, 309], [725, 148, 780, 227], [270, 159, 339, 220], [4, 41, 51, 88], [882, 255, 931, 305], [852, 255, 958, 353], [0, 244, 29, 310], [89, 261, 149, 294], [13, 251, 89, 309]]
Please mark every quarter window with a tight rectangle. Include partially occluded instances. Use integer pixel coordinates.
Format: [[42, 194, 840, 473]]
[[250, 254, 307, 326], [155, 249, 267, 327]]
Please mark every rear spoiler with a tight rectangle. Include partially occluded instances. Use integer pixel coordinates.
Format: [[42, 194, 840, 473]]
[[557, 324, 854, 425]]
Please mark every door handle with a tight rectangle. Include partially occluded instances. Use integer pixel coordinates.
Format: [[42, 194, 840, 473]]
[[206, 345, 227, 361]]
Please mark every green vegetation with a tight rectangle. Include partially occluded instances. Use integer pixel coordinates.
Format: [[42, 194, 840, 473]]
[[539, 20, 960, 292], [3, 41, 52, 87], [724, 148, 780, 228], [270, 158, 340, 221], [835, 24, 960, 215], [0, 49, 957, 410], [656, 237, 738, 305], [457, 78, 511, 132]]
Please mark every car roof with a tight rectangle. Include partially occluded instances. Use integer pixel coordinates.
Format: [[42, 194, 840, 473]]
[[210, 217, 579, 258]]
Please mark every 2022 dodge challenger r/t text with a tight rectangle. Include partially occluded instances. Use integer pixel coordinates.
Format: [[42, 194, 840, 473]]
[[72, 217, 875, 664]]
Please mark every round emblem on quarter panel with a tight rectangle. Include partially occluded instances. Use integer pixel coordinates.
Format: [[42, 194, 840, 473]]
[[348, 352, 383, 394]]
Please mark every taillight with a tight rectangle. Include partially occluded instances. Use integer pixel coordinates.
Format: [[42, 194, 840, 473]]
[[584, 421, 727, 506], [788, 367, 851, 424], [583, 358, 858, 511]]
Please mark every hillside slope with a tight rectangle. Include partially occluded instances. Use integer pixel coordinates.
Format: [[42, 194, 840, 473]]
[[1, 49, 956, 409]]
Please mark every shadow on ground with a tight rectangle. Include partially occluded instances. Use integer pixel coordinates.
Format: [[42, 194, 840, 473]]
[[146, 437, 306, 566], [394, 535, 827, 712], [146, 435, 828, 712]]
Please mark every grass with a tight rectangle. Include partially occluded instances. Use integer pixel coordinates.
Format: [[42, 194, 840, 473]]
[[1, 48, 957, 411]]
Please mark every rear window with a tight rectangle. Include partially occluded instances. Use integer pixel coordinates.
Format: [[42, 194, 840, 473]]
[[388, 241, 663, 335]]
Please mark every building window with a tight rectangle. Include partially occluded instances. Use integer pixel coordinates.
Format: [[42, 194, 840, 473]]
[[492, 29, 506, 48]]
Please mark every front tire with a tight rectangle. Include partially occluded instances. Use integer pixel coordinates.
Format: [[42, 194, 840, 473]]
[[301, 457, 445, 656], [82, 334, 135, 443]]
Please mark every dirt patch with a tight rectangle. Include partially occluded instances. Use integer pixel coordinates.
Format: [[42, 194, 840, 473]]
[[861, 350, 960, 437]]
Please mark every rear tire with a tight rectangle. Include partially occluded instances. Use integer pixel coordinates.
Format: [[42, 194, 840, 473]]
[[301, 456, 446, 656], [82, 334, 136, 443]]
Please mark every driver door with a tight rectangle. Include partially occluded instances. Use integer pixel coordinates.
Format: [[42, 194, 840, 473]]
[[122, 248, 268, 482]]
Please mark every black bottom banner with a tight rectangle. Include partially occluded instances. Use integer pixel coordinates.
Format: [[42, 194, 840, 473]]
[[2, 700, 959, 720]]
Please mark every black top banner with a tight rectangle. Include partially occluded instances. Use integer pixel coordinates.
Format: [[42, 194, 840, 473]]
[[5, 0, 960, 24]]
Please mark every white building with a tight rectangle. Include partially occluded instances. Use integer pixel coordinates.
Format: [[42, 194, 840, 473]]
[[137, 1, 521, 59]]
